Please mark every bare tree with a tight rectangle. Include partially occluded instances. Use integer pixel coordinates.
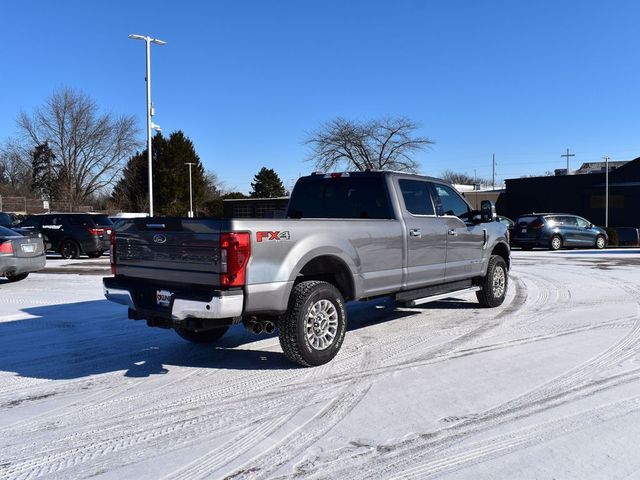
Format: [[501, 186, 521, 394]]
[[305, 117, 433, 173], [13, 87, 139, 206], [441, 169, 491, 185]]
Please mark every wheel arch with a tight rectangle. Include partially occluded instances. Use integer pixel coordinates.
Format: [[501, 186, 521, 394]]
[[296, 255, 356, 301], [490, 241, 510, 270]]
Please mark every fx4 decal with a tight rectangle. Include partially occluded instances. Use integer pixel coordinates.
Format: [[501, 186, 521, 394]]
[[256, 231, 291, 243]]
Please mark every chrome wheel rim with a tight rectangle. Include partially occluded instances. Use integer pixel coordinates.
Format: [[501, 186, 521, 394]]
[[551, 237, 561, 250], [493, 266, 506, 298], [305, 299, 339, 351], [596, 237, 605, 249]]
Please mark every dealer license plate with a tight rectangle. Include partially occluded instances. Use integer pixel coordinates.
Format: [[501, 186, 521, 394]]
[[21, 244, 35, 253], [521, 228, 527, 233], [156, 289, 172, 307]]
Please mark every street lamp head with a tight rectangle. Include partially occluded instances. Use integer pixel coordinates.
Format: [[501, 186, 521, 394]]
[[151, 39, 167, 45], [128, 34, 146, 40]]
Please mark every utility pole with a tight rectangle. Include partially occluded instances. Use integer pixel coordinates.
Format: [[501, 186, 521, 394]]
[[603, 156, 610, 228], [561, 148, 575, 175], [185, 162, 195, 218], [129, 34, 166, 217], [492, 153, 496, 190]]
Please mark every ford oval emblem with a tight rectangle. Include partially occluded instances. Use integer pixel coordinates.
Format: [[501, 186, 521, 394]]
[[153, 234, 167, 244]]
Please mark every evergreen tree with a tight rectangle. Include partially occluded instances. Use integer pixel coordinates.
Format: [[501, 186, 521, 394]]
[[31, 142, 58, 201], [113, 131, 215, 216], [250, 167, 286, 198]]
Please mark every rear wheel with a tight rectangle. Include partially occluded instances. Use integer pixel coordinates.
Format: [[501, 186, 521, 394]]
[[60, 240, 81, 259], [549, 235, 562, 251], [279, 280, 347, 367], [595, 235, 606, 250], [476, 255, 508, 308], [6, 273, 29, 282], [174, 326, 229, 344]]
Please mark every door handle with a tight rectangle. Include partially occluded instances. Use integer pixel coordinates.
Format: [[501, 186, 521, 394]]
[[409, 228, 421, 237], [448, 229, 458, 236]]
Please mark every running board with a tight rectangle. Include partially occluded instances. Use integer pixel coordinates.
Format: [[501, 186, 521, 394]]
[[397, 286, 481, 308]]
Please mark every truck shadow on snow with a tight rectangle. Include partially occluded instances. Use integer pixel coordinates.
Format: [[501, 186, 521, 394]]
[[0, 297, 475, 380]]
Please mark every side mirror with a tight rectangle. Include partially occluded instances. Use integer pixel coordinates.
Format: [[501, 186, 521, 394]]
[[480, 200, 496, 223]]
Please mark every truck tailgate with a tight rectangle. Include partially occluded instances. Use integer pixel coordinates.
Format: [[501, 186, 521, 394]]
[[115, 217, 227, 286]]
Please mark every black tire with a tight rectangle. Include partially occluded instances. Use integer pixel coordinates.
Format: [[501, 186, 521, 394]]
[[60, 240, 81, 259], [174, 326, 229, 344], [595, 235, 607, 250], [87, 251, 103, 258], [6, 273, 29, 282], [549, 235, 562, 251], [476, 255, 508, 308], [279, 280, 347, 367]]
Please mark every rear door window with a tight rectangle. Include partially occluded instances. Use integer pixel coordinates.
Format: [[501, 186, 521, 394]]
[[20, 216, 43, 228], [287, 176, 393, 219], [399, 179, 435, 216]]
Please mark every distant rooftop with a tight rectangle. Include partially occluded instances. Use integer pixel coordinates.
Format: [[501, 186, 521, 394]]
[[574, 160, 629, 174]]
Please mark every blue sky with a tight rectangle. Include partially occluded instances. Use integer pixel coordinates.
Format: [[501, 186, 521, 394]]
[[1, 0, 639, 193]]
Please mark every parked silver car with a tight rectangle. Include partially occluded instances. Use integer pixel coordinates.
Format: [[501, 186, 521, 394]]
[[0, 226, 46, 282]]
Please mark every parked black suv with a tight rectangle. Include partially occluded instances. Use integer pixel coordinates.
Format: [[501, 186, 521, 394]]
[[17, 213, 114, 259], [511, 213, 608, 250]]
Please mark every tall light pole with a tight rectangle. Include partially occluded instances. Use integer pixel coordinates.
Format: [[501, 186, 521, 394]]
[[185, 162, 195, 218], [129, 34, 166, 217], [603, 155, 610, 228]]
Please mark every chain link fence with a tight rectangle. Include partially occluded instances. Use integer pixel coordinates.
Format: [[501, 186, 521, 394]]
[[0, 195, 94, 214]]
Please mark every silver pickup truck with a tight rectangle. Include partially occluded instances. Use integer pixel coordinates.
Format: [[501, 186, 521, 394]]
[[103, 171, 510, 366]]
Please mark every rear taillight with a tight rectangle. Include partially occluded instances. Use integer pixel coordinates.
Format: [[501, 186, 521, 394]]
[[0, 241, 13, 256], [220, 232, 251, 287], [110, 230, 116, 275], [88, 227, 104, 235]]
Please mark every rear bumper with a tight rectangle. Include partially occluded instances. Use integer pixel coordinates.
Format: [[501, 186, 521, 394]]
[[0, 254, 46, 277], [510, 237, 545, 248], [103, 277, 244, 321]]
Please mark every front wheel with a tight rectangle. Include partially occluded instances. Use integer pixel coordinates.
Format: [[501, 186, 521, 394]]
[[6, 273, 29, 282], [279, 280, 347, 367], [174, 326, 229, 344], [476, 255, 508, 308], [595, 235, 607, 250]]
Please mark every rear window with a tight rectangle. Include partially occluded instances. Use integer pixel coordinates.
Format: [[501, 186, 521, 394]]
[[91, 214, 114, 226], [287, 176, 393, 219], [517, 216, 542, 225], [67, 215, 93, 226], [0, 226, 18, 236]]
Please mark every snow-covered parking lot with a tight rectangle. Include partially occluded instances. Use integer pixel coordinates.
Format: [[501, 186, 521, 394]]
[[1, 250, 640, 479]]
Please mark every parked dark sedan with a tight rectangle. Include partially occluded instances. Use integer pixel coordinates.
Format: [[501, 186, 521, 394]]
[[0, 226, 46, 282], [511, 213, 608, 250]]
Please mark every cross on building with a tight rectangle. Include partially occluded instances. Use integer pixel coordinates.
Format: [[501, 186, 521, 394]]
[[561, 148, 575, 174]]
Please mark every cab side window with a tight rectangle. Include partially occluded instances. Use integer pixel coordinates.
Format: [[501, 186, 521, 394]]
[[431, 184, 471, 219], [399, 179, 435, 216]]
